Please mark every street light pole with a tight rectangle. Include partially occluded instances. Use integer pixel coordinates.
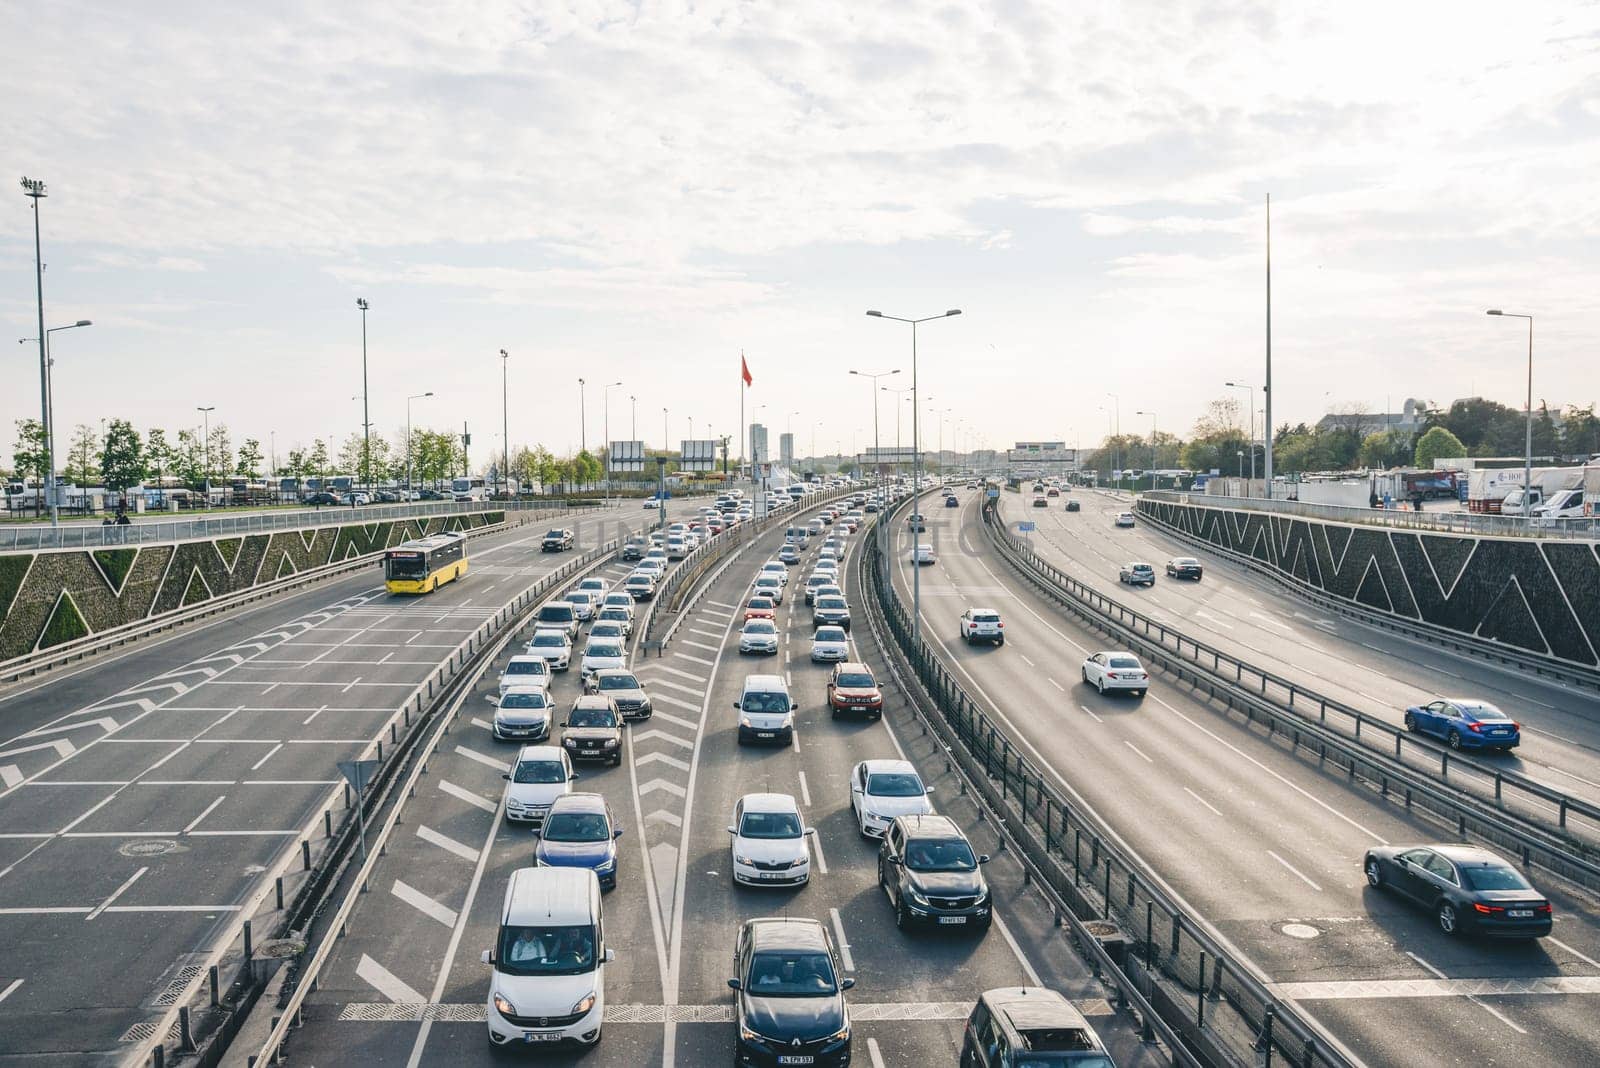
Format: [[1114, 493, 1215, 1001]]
[[197, 406, 215, 503], [1105, 392, 1121, 488], [630, 395, 637, 440], [866, 307, 962, 650], [849, 368, 899, 496], [22, 177, 57, 525], [1487, 310, 1535, 515], [1136, 410, 1157, 487], [577, 378, 587, 457], [499, 349, 510, 497], [356, 299, 371, 497], [406, 392, 432, 496], [1225, 381, 1256, 489]]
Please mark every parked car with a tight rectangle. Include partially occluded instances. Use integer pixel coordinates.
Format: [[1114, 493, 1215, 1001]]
[[957, 608, 1003, 646], [961, 987, 1113, 1068], [1081, 651, 1148, 697], [727, 793, 815, 887], [1363, 844, 1551, 938], [304, 491, 341, 506], [534, 793, 622, 890], [1403, 699, 1521, 752], [1118, 562, 1155, 587], [878, 814, 991, 931], [541, 528, 575, 551], [1166, 557, 1203, 580], [827, 662, 882, 720]]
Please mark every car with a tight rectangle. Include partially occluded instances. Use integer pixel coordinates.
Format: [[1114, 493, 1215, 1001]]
[[759, 560, 789, 586], [501, 745, 574, 824], [827, 662, 882, 719], [803, 574, 833, 605], [850, 759, 933, 837], [1166, 557, 1203, 580], [1065, 500, 1080, 512], [303, 491, 341, 506], [1118, 562, 1155, 587], [524, 629, 573, 671], [812, 560, 840, 583], [740, 619, 780, 656], [812, 594, 851, 631], [534, 601, 580, 639], [535, 793, 623, 890], [810, 625, 850, 662], [729, 918, 854, 1067], [1114, 512, 1136, 528], [1081, 651, 1148, 697], [906, 513, 926, 532], [623, 573, 657, 601], [595, 606, 633, 635], [878, 814, 992, 931], [588, 668, 651, 719], [495, 687, 555, 743], [621, 538, 647, 561], [945, 495, 960, 508], [665, 536, 689, 560], [579, 638, 626, 681], [644, 494, 667, 507], [752, 574, 785, 604], [499, 654, 552, 696], [541, 528, 575, 552], [601, 591, 634, 612], [1046, 487, 1060, 497], [565, 590, 599, 621], [744, 596, 777, 622], [912, 543, 936, 565], [735, 674, 798, 745], [727, 793, 815, 887], [957, 608, 1004, 646], [1363, 844, 1552, 938], [807, 519, 826, 537], [561, 695, 623, 765], [644, 546, 669, 565], [635, 557, 666, 578], [864, 501, 880, 513], [1403, 699, 1521, 751], [1032, 483, 1044, 492], [961, 987, 1112, 1068], [778, 543, 802, 565], [1031, 496, 1048, 508]]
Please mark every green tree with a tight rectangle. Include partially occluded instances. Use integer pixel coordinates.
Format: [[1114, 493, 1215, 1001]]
[[235, 437, 264, 479], [1358, 429, 1413, 470], [286, 448, 308, 495], [1414, 426, 1467, 469], [206, 424, 233, 483], [11, 419, 49, 515], [99, 419, 147, 498], [1532, 403, 1561, 458], [575, 449, 602, 486], [64, 424, 100, 485], [1562, 404, 1600, 459], [144, 428, 173, 486], [172, 429, 205, 486], [307, 438, 330, 482]]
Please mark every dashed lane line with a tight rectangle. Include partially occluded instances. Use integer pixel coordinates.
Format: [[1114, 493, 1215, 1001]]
[[1183, 788, 1223, 817], [357, 954, 426, 1006], [391, 879, 459, 928], [1266, 850, 1323, 892], [416, 825, 481, 862], [438, 780, 496, 813], [0, 979, 21, 1005], [829, 908, 854, 972]]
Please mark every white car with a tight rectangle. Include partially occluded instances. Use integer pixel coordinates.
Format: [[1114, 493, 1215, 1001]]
[[523, 628, 573, 671], [575, 577, 609, 600], [565, 590, 598, 621], [727, 793, 815, 887], [494, 687, 554, 743], [580, 639, 627, 680], [601, 592, 636, 615], [912, 543, 936, 565], [752, 574, 784, 605], [498, 654, 552, 696], [759, 561, 789, 586], [809, 626, 850, 663], [1081, 651, 1149, 697], [595, 605, 633, 635], [850, 759, 934, 838], [623, 573, 657, 600], [587, 620, 628, 644], [501, 745, 574, 824], [636, 557, 666, 577], [812, 561, 839, 583], [739, 619, 780, 656], [1114, 512, 1136, 528]]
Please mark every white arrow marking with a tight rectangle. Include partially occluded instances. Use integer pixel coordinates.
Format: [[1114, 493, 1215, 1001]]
[[645, 809, 682, 827], [638, 778, 686, 799], [635, 752, 690, 772], [632, 730, 693, 751]]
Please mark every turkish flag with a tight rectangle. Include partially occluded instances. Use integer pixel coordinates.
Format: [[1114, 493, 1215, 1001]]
[[741, 353, 753, 387]]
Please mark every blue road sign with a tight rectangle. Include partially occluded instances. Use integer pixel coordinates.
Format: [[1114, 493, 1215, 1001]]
[[986, 488, 1000, 499], [1018, 521, 1037, 532]]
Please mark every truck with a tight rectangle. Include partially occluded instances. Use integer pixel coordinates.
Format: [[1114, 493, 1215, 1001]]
[[1466, 466, 1583, 514], [1585, 466, 1600, 517]]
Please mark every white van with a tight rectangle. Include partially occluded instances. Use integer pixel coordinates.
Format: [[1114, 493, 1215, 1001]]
[[483, 867, 613, 1049], [733, 673, 798, 745]]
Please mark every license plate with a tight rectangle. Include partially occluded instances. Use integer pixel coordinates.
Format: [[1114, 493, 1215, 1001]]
[[758, 872, 785, 880], [757, 731, 775, 738], [938, 915, 968, 925], [778, 1058, 815, 1065], [523, 1031, 562, 1043], [851, 705, 866, 711], [1508, 909, 1534, 918]]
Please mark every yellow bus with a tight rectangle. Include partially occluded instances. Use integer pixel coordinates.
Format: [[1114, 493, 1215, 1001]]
[[384, 532, 469, 593]]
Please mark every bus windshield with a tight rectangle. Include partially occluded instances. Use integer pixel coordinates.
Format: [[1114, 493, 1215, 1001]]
[[387, 553, 427, 580]]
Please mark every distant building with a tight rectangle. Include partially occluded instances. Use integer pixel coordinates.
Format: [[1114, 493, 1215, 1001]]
[[1315, 398, 1429, 437], [778, 432, 794, 469], [749, 423, 768, 467]]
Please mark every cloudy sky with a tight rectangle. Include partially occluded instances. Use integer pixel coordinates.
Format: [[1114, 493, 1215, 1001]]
[[4, 0, 1598, 469]]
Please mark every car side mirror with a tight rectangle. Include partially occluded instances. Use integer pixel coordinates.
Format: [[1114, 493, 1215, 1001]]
[[613, 827, 625, 838], [570, 773, 580, 781], [603, 947, 616, 964], [727, 978, 742, 991], [481, 950, 494, 965], [791, 702, 799, 711], [924, 786, 935, 794], [841, 978, 856, 990], [558, 721, 569, 728], [804, 827, 817, 836], [732, 700, 741, 710], [978, 854, 991, 865], [501, 773, 510, 781]]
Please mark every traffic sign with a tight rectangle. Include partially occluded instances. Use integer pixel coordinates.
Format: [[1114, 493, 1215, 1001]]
[[986, 488, 1000, 499], [1018, 521, 1036, 532]]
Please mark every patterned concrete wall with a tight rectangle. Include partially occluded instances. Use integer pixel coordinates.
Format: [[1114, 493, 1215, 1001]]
[[0, 512, 504, 661], [1137, 498, 1600, 670]]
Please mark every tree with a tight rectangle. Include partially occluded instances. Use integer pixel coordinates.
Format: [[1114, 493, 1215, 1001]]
[[100, 419, 146, 498], [206, 424, 233, 483], [1358, 429, 1413, 470], [307, 438, 330, 482], [64, 424, 100, 486], [286, 448, 308, 494], [11, 419, 49, 515], [144, 428, 173, 487], [172, 429, 205, 486], [1414, 426, 1467, 469], [1562, 404, 1600, 460], [1532, 403, 1561, 458], [235, 438, 264, 479], [575, 450, 602, 486]]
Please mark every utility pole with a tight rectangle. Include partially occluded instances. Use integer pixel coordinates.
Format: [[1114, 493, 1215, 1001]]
[[500, 349, 510, 496], [356, 298, 371, 497], [1264, 193, 1274, 496], [22, 177, 56, 525]]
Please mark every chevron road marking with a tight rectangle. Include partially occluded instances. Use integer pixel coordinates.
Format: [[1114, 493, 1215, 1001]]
[[632, 730, 693, 751], [645, 810, 683, 827], [649, 679, 705, 698], [25, 717, 118, 738], [438, 780, 497, 813], [356, 955, 426, 1005], [635, 752, 690, 772], [0, 738, 76, 761], [391, 880, 459, 928], [416, 825, 481, 863], [0, 767, 22, 789], [646, 709, 698, 731], [70, 697, 156, 717], [638, 778, 687, 799], [453, 747, 510, 773]]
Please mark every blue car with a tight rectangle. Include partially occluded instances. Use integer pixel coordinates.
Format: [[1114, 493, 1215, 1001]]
[[535, 793, 623, 889], [1403, 698, 1520, 752]]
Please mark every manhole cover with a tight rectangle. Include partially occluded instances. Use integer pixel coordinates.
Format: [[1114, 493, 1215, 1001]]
[[120, 839, 180, 857], [1281, 923, 1320, 940]]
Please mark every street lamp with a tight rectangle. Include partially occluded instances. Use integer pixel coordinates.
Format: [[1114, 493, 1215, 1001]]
[[662, 407, 670, 454], [866, 307, 962, 649], [630, 394, 637, 440], [1136, 410, 1157, 486], [20, 320, 93, 520], [499, 349, 510, 497], [1237, 450, 1245, 479], [1487, 310, 1536, 515], [577, 378, 587, 457], [197, 406, 216, 503], [22, 176, 58, 524], [355, 298, 371, 497], [1224, 381, 1256, 490], [849, 367, 899, 493], [406, 391, 433, 496]]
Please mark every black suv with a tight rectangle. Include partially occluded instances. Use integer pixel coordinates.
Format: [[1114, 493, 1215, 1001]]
[[729, 917, 853, 1067], [541, 528, 575, 552], [621, 538, 646, 561], [560, 695, 623, 765], [961, 987, 1114, 1067], [878, 814, 992, 931]]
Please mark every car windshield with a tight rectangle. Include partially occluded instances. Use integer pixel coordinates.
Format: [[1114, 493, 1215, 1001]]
[[496, 924, 596, 976], [740, 811, 802, 839], [568, 707, 617, 727], [836, 672, 874, 688], [745, 621, 777, 634], [1108, 657, 1141, 669], [591, 624, 624, 638], [748, 598, 773, 609], [756, 577, 778, 587], [543, 530, 565, 539], [538, 606, 573, 622], [531, 634, 566, 649], [904, 838, 978, 872], [818, 597, 846, 609], [506, 661, 545, 675], [585, 644, 622, 659], [746, 951, 837, 996], [597, 674, 640, 692], [973, 613, 999, 623], [815, 628, 847, 642], [542, 811, 610, 842], [741, 691, 790, 714], [867, 772, 924, 797], [808, 577, 828, 587], [1460, 863, 1534, 892], [568, 592, 593, 604], [513, 760, 566, 784], [500, 692, 549, 710]]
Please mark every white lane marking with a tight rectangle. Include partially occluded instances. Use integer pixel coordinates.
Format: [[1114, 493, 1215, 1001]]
[[639, 779, 687, 799], [651, 666, 709, 684], [1266, 850, 1323, 892], [1183, 788, 1223, 817], [1123, 741, 1154, 764], [689, 627, 723, 640], [681, 640, 722, 653], [992, 911, 1043, 986], [1548, 936, 1600, 971], [249, 743, 284, 771], [1019, 654, 1035, 667], [453, 747, 511, 773], [416, 825, 481, 862], [181, 795, 228, 834], [811, 830, 828, 875], [651, 679, 706, 698], [674, 652, 716, 667], [1194, 609, 1234, 630], [867, 1037, 886, 1068], [1047, 678, 1065, 692], [86, 866, 148, 921], [1248, 611, 1294, 632], [0, 766, 22, 789], [438, 779, 496, 813], [653, 694, 703, 715], [637, 752, 691, 772], [1079, 704, 1104, 724], [391, 879, 459, 928], [634, 730, 694, 751], [647, 709, 699, 731], [829, 908, 855, 971], [798, 771, 811, 807], [358, 954, 426, 1005], [470, 717, 493, 732], [340, 676, 363, 693], [706, 599, 738, 610], [1405, 952, 1527, 1033], [0, 979, 21, 1004], [791, 731, 801, 754], [1541, 765, 1600, 791], [301, 704, 330, 725]]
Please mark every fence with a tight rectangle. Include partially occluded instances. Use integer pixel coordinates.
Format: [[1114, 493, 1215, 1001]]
[[1141, 490, 1600, 540]]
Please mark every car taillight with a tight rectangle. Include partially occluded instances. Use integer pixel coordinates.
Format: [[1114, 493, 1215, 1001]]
[[1512, 722, 1521, 731], [1468, 723, 1482, 733], [1473, 903, 1504, 915], [1537, 903, 1553, 913], [997, 622, 1003, 628]]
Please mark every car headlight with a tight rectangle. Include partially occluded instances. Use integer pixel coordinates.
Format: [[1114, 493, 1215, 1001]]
[[570, 991, 597, 1016], [823, 1021, 851, 1044], [905, 885, 931, 906], [734, 853, 754, 866], [739, 1022, 770, 1044], [740, 716, 753, 727], [595, 856, 615, 872], [603, 739, 618, 747], [639, 699, 652, 711], [493, 992, 517, 1017]]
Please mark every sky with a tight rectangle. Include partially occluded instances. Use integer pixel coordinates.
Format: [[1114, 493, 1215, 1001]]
[[3, 0, 1598, 471]]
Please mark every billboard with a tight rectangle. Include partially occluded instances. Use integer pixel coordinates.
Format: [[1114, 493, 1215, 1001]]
[[862, 446, 918, 466], [680, 439, 720, 472], [1007, 442, 1078, 466], [609, 440, 646, 472]]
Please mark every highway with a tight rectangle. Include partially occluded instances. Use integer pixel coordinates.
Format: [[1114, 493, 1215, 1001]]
[[273, 496, 1169, 1067], [893, 487, 1600, 1068], [0, 506, 676, 1066]]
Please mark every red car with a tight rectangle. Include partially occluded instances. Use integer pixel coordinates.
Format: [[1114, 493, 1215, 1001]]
[[827, 662, 883, 720], [744, 596, 777, 621]]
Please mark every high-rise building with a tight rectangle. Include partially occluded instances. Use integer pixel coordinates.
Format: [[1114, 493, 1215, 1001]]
[[749, 423, 768, 468], [779, 432, 795, 469]]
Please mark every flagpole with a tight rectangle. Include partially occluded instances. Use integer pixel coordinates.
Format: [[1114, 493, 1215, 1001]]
[[739, 350, 745, 482]]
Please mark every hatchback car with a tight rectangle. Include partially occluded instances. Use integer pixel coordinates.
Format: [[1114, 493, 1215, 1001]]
[[753, 574, 784, 604], [1081, 652, 1148, 697], [850, 759, 934, 837], [623, 573, 656, 600], [541, 528, 575, 552], [912, 543, 937, 564], [879, 814, 992, 931], [778, 543, 802, 565], [812, 594, 851, 631], [958, 608, 1004, 646], [744, 596, 777, 622], [1118, 562, 1155, 587], [535, 793, 623, 890], [561, 696, 623, 765], [1065, 499, 1081, 512], [827, 662, 883, 720], [575, 576, 609, 600], [810, 625, 850, 662], [499, 655, 552, 696], [729, 918, 853, 1067], [1403, 699, 1521, 752], [495, 687, 555, 743], [1363, 844, 1551, 938], [524, 629, 573, 671], [565, 590, 598, 621], [501, 745, 574, 825], [1166, 557, 1203, 580], [579, 639, 626, 680], [588, 668, 652, 719], [740, 619, 780, 656], [962, 987, 1113, 1067], [728, 793, 815, 887], [1114, 512, 1136, 528]]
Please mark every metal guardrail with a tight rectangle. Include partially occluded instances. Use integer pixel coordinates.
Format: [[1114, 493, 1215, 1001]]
[[862, 493, 1356, 1068], [1141, 490, 1600, 540]]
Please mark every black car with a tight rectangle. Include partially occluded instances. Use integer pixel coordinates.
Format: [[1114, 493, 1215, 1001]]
[[1031, 496, 1048, 508], [541, 528, 575, 552], [961, 987, 1112, 1067], [1363, 844, 1552, 938], [621, 540, 646, 561], [730, 918, 853, 1067], [1166, 557, 1203, 580], [878, 815, 991, 931], [945, 495, 960, 508], [1065, 500, 1080, 512], [560, 695, 623, 766], [303, 491, 340, 506]]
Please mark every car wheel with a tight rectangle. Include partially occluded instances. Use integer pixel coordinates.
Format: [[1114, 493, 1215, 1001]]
[[895, 899, 908, 930], [1447, 730, 1462, 751], [1081, 666, 1089, 683], [1365, 857, 1382, 888], [1096, 676, 1105, 694], [1404, 712, 1418, 733], [1437, 901, 1460, 936]]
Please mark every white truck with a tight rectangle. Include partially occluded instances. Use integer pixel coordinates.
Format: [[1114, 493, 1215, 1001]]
[[1468, 467, 1583, 515]]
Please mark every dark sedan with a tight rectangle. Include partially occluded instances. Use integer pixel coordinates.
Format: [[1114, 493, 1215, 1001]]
[[1065, 499, 1080, 512], [730, 918, 853, 1067], [541, 528, 575, 552], [1166, 557, 1203, 580], [1404, 698, 1520, 751], [1364, 844, 1552, 938]]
